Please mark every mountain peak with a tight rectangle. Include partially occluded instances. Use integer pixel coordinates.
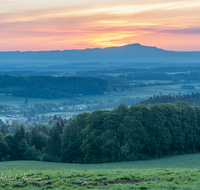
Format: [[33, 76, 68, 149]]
[[114, 43, 160, 50], [125, 43, 142, 46]]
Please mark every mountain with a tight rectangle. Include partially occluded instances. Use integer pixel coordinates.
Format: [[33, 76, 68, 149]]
[[0, 44, 200, 71], [1, 43, 200, 62]]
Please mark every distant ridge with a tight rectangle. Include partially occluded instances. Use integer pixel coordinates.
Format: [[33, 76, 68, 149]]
[[1, 43, 200, 63]]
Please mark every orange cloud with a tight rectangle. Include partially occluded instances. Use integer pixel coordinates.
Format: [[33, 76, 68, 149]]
[[0, 0, 200, 51]]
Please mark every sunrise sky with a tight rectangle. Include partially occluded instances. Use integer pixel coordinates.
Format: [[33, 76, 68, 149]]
[[0, 0, 200, 51]]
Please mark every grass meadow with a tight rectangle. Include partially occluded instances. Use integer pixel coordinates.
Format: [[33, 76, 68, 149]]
[[1, 154, 200, 189], [1, 153, 200, 171], [1, 82, 200, 106]]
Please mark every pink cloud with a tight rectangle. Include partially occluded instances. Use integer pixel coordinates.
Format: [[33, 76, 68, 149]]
[[0, 2, 200, 51]]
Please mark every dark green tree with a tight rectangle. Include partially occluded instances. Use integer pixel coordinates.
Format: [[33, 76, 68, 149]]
[[0, 132, 9, 160], [17, 139, 28, 159], [61, 112, 89, 163], [24, 146, 38, 160]]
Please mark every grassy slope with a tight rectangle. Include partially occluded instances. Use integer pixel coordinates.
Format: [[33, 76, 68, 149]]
[[1, 153, 200, 171], [1, 154, 200, 189]]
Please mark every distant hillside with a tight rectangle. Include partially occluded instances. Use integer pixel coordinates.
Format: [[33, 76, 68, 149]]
[[0, 76, 108, 99], [1, 43, 200, 63]]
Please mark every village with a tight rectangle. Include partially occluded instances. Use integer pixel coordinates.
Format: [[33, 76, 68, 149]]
[[0, 95, 144, 127]]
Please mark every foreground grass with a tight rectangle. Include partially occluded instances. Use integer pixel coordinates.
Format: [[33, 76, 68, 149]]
[[1, 168, 200, 189], [1, 154, 200, 189]]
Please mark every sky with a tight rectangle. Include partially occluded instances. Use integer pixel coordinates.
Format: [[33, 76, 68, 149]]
[[0, 0, 200, 51]]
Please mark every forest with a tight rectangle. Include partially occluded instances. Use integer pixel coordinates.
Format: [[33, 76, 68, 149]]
[[1, 102, 200, 163], [0, 75, 108, 98], [139, 93, 200, 106]]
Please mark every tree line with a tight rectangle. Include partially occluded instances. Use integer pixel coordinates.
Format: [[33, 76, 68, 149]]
[[77, 67, 200, 76], [140, 93, 200, 106], [0, 75, 108, 99], [1, 102, 200, 163]]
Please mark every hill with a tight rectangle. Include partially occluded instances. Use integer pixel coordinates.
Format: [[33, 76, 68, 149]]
[[1, 44, 200, 72]]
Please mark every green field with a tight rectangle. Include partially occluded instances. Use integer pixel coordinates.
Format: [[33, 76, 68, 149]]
[[71, 82, 200, 102], [1, 154, 200, 189], [1, 82, 199, 106], [1, 154, 200, 171]]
